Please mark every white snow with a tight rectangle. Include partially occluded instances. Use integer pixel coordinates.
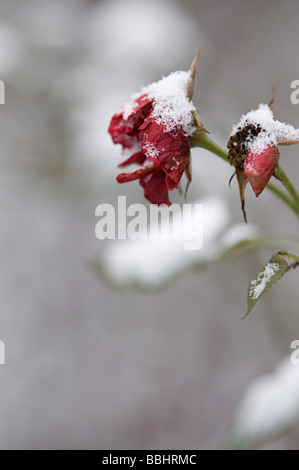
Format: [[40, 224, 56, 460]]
[[229, 359, 299, 449], [231, 103, 299, 155], [215, 223, 259, 250], [248, 261, 281, 300], [142, 139, 160, 159], [122, 71, 196, 136], [97, 198, 258, 289], [99, 197, 227, 288]]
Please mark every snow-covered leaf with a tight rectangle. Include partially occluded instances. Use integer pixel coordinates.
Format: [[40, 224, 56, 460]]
[[245, 254, 289, 319]]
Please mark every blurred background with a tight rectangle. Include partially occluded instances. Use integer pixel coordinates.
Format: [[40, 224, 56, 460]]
[[0, 0, 299, 450]]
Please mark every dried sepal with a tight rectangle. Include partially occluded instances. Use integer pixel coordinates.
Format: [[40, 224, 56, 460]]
[[277, 140, 299, 146], [268, 87, 276, 111], [187, 45, 199, 100], [184, 158, 192, 199], [236, 168, 248, 223]]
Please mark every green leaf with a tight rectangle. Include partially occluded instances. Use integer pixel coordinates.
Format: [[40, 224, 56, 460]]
[[244, 254, 289, 319]]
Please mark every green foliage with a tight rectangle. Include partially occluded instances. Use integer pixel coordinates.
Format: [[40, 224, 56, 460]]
[[244, 251, 299, 319]]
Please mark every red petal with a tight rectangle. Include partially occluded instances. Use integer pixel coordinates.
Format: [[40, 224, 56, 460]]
[[118, 151, 146, 168], [141, 121, 190, 190], [117, 165, 153, 183], [139, 169, 171, 206], [108, 114, 137, 148], [108, 94, 152, 149], [126, 94, 153, 121], [138, 111, 156, 131], [245, 145, 279, 197]]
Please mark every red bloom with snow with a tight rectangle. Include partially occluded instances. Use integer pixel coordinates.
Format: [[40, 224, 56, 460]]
[[108, 70, 197, 205]]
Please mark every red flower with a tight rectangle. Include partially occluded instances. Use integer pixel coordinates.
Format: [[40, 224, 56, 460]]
[[244, 144, 279, 197], [108, 93, 191, 206]]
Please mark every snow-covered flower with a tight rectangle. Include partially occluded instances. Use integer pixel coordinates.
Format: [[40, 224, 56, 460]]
[[228, 100, 299, 220], [108, 50, 203, 205]]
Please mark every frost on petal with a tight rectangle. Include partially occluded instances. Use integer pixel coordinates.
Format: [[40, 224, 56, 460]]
[[139, 168, 171, 206], [141, 121, 190, 190], [122, 71, 196, 135], [245, 145, 279, 197], [121, 93, 153, 121]]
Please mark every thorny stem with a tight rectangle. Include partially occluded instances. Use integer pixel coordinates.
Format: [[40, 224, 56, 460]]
[[190, 131, 299, 218]]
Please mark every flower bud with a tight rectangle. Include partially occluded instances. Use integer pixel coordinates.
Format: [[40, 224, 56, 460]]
[[244, 145, 279, 197]]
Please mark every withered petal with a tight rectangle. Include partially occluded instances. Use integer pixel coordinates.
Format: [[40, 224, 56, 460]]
[[245, 145, 279, 197], [139, 169, 171, 206], [141, 121, 190, 190], [118, 152, 146, 168]]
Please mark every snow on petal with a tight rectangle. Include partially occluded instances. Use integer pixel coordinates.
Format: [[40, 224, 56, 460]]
[[122, 71, 196, 135]]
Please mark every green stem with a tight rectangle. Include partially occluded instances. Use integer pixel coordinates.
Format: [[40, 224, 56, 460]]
[[190, 130, 228, 162], [191, 131, 299, 218], [278, 251, 299, 263], [266, 183, 299, 215], [276, 166, 299, 205]]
